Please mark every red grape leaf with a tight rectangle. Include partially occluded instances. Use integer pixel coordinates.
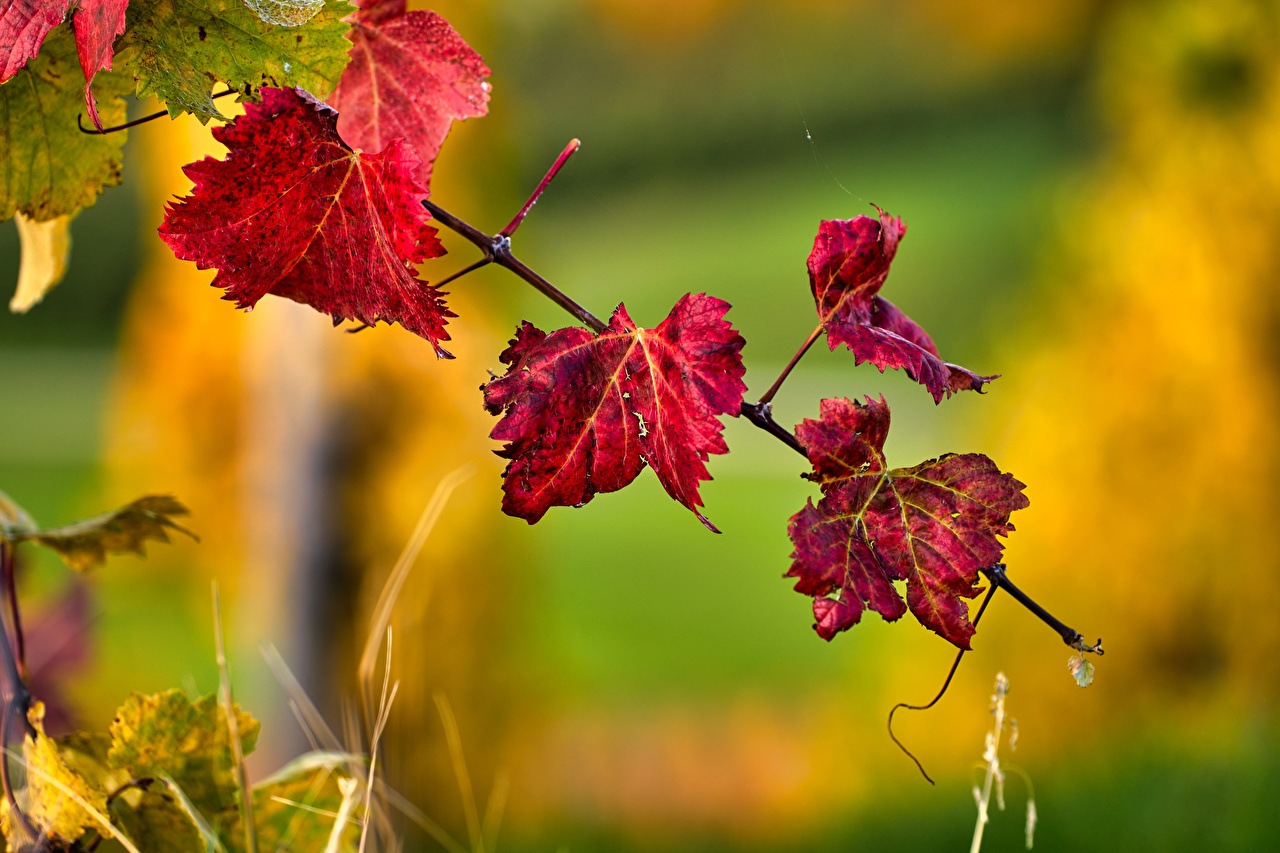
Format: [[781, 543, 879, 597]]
[[786, 396, 1027, 648], [329, 0, 491, 186], [483, 293, 746, 532], [0, 0, 70, 81], [809, 209, 996, 403], [71, 0, 129, 131], [159, 87, 454, 354]]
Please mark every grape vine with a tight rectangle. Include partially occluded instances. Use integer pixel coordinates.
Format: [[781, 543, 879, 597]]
[[0, 0, 1103, 846]]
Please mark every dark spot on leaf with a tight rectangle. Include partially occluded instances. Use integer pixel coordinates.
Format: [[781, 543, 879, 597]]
[[198, 26, 207, 41]]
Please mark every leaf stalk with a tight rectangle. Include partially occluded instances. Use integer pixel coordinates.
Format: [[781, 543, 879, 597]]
[[500, 139, 581, 237], [757, 324, 824, 405]]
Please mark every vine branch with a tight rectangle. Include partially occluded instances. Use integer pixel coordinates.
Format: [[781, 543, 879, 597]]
[[0, 543, 37, 843], [423, 144, 810, 458], [0, 543, 24, 682], [980, 564, 1103, 655], [426, 196, 808, 456]]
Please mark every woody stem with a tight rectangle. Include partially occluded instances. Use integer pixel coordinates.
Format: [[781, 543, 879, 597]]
[[979, 564, 1104, 654]]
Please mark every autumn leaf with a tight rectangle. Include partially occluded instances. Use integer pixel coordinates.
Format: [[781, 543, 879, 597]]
[[0, 492, 197, 572], [10, 212, 73, 313], [0, 0, 69, 82], [0, 23, 132, 220], [121, 0, 351, 122], [329, 0, 491, 185], [21, 703, 109, 846], [72, 0, 129, 130], [809, 209, 995, 403], [484, 293, 746, 531], [109, 690, 260, 820], [234, 752, 361, 851], [1068, 654, 1095, 687], [160, 87, 454, 352], [786, 396, 1027, 647]]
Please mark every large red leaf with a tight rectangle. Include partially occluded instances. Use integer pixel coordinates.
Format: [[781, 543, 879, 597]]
[[786, 396, 1027, 648], [71, 0, 128, 130], [809, 209, 995, 403], [160, 87, 454, 354], [329, 0, 490, 185], [483, 293, 747, 532], [0, 0, 70, 81]]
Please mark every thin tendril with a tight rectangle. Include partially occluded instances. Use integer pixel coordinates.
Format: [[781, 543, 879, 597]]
[[887, 579, 1000, 785], [78, 88, 240, 135]]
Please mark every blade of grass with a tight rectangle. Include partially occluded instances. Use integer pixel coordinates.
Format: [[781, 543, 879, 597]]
[[359, 465, 474, 718], [434, 692, 483, 853], [324, 777, 361, 853], [482, 770, 509, 853], [213, 583, 257, 853], [358, 628, 400, 853]]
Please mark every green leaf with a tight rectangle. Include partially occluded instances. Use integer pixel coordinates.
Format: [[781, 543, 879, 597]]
[[226, 752, 362, 853], [18, 495, 197, 572], [122, 0, 352, 123], [108, 690, 260, 821], [0, 24, 133, 220], [53, 732, 131, 794], [110, 783, 211, 853]]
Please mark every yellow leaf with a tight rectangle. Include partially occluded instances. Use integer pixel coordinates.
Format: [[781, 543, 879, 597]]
[[10, 213, 73, 313], [22, 703, 109, 846]]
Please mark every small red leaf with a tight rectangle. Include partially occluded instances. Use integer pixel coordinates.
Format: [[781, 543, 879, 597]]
[[330, 0, 490, 185], [71, 0, 128, 131], [809, 209, 995, 403], [483, 293, 747, 531], [160, 87, 454, 354], [0, 0, 70, 82], [786, 396, 1027, 647]]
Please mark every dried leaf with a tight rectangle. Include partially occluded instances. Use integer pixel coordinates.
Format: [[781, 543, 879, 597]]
[[10, 212, 73, 313], [1068, 654, 1095, 687], [23, 495, 196, 573]]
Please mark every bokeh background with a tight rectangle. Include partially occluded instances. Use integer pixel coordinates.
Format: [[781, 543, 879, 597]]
[[3, 0, 1280, 849]]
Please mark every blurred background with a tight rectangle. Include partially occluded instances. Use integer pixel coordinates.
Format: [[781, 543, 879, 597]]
[[3, 0, 1279, 849]]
